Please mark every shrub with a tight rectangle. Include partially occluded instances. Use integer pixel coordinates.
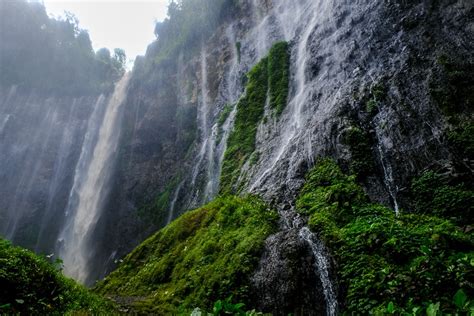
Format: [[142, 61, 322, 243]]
[[0, 238, 112, 315]]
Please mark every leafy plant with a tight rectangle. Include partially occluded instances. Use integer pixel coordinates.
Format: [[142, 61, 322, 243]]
[[0, 238, 113, 314]]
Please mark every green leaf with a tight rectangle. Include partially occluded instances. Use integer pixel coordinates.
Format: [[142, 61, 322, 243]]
[[213, 300, 223, 314], [0, 304, 11, 309], [453, 289, 467, 309], [235, 303, 245, 310], [420, 245, 431, 255], [426, 302, 440, 316], [387, 301, 395, 313], [15, 299, 24, 304]]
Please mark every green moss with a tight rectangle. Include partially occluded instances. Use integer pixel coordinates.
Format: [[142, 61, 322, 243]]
[[0, 238, 113, 315], [138, 177, 182, 226], [219, 56, 268, 193], [220, 42, 290, 193], [218, 104, 233, 128], [94, 195, 278, 314], [297, 159, 474, 314], [364, 82, 387, 115], [268, 41, 290, 116]]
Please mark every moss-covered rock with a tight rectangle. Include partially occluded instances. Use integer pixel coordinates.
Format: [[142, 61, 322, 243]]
[[94, 195, 278, 314], [268, 41, 290, 116], [220, 42, 290, 193], [0, 238, 112, 315], [297, 159, 474, 314]]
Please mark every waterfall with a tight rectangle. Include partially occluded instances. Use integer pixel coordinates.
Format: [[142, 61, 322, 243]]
[[0, 114, 10, 134], [250, 0, 321, 191], [167, 180, 185, 224], [35, 103, 80, 252], [190, 48, 210, 190], [58, 74, 130, 283], [376, 139, 400, 215], [5, 107, 56, 239], [189, 47, 222, 205], [299, 227, 338, 316]]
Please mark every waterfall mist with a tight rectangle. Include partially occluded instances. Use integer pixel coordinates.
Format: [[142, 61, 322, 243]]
[[58, 75, 130, 284]]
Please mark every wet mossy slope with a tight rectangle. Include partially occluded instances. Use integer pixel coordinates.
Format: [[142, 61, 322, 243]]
[[94, 195, 278, 314]]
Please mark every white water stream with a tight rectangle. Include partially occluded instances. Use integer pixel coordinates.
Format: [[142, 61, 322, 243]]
[[58, 75, 130, 283]]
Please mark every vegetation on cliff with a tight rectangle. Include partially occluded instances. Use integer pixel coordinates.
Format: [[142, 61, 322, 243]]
[[268, 42, 290, 116], [0, 238, 112, 315], [95, 195, 278, 314], [220, 42, 290, 193], [297, 159, 474, 314]]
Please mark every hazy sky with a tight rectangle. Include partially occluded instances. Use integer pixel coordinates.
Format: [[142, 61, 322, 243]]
[[42, 0, 169, 67]]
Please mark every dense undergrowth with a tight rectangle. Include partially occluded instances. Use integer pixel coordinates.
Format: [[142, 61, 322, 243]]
[[94, 195, 278, 314], [0, 238, 113, 315], [220, 42, 290, 193], [297, 159, 474, 314]]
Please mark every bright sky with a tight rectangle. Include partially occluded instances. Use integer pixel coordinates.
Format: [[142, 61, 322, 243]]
[[41, 0, 169, 68]]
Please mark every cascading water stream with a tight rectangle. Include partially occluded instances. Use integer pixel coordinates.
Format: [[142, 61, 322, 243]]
[[243, 1, 340, 312], [0, 114, 10, 134], [190, 48, 210, 194], [299, 227, 338, 316], [249, 0, 320, 191], [5, 107, 56, 239], [376, 139, 400, 215], [167, 180, 185, 224], [58, 74, 130, 283]]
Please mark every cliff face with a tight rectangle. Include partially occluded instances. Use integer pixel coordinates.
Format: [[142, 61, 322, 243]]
[[101, 0, 472, 261]]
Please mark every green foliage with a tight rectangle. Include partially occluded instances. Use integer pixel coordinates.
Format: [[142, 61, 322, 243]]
[[220, 42, 290, 193], [297, 159, 474, 314], [150, 0, 237, 66], [411, 171, 473, 225], [218, 104, 233, 128], [95, 195, 278, 315], [365, 82, 387, 114], [268, 42, 290, 116], [341, 126, 375, 178], [0, 0, 126, 95], [0, 238, 113, 315]]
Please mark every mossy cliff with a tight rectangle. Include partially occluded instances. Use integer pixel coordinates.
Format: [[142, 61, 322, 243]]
[[220, 42, 290, 194], [94, 195, 278, 314], [297, 159, 474, 314]]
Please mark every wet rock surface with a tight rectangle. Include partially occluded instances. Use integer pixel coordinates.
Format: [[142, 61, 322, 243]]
[[251, 229, 327, 315]]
